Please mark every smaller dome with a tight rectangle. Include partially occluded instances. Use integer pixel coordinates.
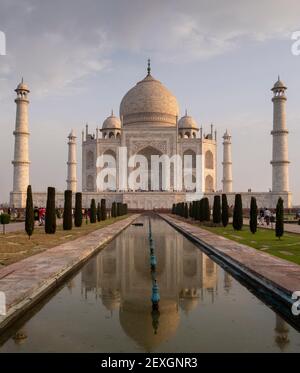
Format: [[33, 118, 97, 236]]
[[102, 111, 121, 130], [15, 78, 30, 92], [272, 77, 287, 91], [178, 112, 198, 129], [68, 129, 76, 138]]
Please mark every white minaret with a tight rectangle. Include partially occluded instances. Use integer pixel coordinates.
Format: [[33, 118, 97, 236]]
[[271, 77, 290, 192], [222, 130, 233, 193], [10, 79, 30, 207], [66, 129, 77, 192]]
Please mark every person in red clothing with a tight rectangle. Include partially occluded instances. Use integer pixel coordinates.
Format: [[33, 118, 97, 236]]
[[38, 207, 46, 226]]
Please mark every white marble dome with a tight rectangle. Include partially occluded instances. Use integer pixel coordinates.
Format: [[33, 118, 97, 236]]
[[272, 78, 287, 90], [178, 113, 198, 129], [102, 112, 121, 129], [119, 73, 179, 127], [15, 80, 30, 92]]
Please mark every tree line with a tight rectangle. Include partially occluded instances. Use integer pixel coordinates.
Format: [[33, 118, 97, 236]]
[[23, 185, 128, 238], [172, 194, 284, 239]]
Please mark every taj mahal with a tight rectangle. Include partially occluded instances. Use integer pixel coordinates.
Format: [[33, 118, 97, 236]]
[[9, 61, 292, 209]]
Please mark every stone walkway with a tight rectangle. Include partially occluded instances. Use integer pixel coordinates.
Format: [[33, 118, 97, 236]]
[[0, 214, 139, 331], [160, 214, 300, 299], [243, 218, 300, 234], [4, 219, 63, 233]]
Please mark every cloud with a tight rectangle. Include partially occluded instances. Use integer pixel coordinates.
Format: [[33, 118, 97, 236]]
[[1, 0, 300, 97]]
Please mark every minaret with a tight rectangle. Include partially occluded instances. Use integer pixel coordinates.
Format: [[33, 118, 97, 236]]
[[222, 130, 233, 193], [66, 129, 77, 193], [11, 79, 30, 207], [271, 77, 290, 192]]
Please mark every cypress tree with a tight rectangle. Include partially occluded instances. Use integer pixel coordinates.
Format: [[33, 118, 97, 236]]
[[74, 192, 82, 227], [221, 194, 229, 227], [90, 199, 97, 223], [97, 202, 101, 222], [101, 199, 107, 220], [213, 195, 221, 224], [25, 185, 34, 239], [249, 196, 258, 234], [194, 200, 199, 220], [45, 187, 56, 234], [111, 201, 117, 218], [117, 202, 122, 216], [233, 194, 243, 231], [204, 198, 210, 221], [191, 201, 196, 219], [172, 203, 175, 214], [63, 190, 72, 230], [0, 213, 10, 235], [188, 202, 192, 218], [275, 197, 284, 239], [184, 203, 189, 219], [199, 199, 204, 222]]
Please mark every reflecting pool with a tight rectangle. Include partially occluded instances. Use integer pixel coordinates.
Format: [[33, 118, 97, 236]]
[[1, 214, 300, 352]]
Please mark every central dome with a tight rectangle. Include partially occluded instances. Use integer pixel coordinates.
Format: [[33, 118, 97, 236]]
[[120, 73, 179, 127]]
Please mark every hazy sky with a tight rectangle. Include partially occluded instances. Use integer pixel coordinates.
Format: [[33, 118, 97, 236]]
[[0, 0, 299, 204]]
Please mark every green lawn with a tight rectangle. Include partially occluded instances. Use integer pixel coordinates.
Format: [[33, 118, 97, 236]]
[[201, 224, 300, 265], [0, 214, 130, 266]]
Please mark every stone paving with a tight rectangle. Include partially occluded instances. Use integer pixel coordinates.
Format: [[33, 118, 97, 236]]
[[4, 219, 63, 233], [0, 214, 139, 330], [160, 214, 300, 296], [243, 218, 300, 234]]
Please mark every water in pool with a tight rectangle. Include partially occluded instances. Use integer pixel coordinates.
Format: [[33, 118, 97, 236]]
[[0, 214, 300, 352]]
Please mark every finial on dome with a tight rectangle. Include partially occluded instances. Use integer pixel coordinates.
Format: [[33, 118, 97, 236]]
[[21, 77, 24, 84], [185, 109, 188, 116], [111, 109, 114, 116], [147, 58, 151, 76]]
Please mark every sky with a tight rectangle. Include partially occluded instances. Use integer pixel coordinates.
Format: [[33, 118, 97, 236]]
[[0, 0, 299, 204]]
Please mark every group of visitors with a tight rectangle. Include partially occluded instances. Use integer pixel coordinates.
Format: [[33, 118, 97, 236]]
[[258, 208, 275, 228], [34, 207, 46, 225], [33, 207, 91, 226]]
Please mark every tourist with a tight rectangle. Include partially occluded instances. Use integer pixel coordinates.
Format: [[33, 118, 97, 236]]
[[259, 208, 265, 225], [270, 212, 275, 229], [38, 207, 45, 226], [264, 209, 271, 226]]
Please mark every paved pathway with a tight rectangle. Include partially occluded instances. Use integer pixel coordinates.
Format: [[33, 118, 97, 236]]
[[160, 214, 300, 297], [0, 214, 139, 330], [4, 222, 25, 233], [243, 218, 300, 234], [4, 219, 63, 233]]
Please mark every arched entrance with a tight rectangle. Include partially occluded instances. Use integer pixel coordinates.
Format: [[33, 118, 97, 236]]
[[136, 146, 163, 191]]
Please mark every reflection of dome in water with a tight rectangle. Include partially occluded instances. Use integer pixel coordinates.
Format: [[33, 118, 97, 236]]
[[179, 288, 199, 314], [275, 316, 290, 351], [119, 299, 179, 352], [179, 298, 199, 314], [102, 289, 121, 311]]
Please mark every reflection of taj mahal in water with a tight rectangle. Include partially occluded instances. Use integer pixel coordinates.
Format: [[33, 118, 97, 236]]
[[81, 216, 218, 351], [79, 216, 291, 352]]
